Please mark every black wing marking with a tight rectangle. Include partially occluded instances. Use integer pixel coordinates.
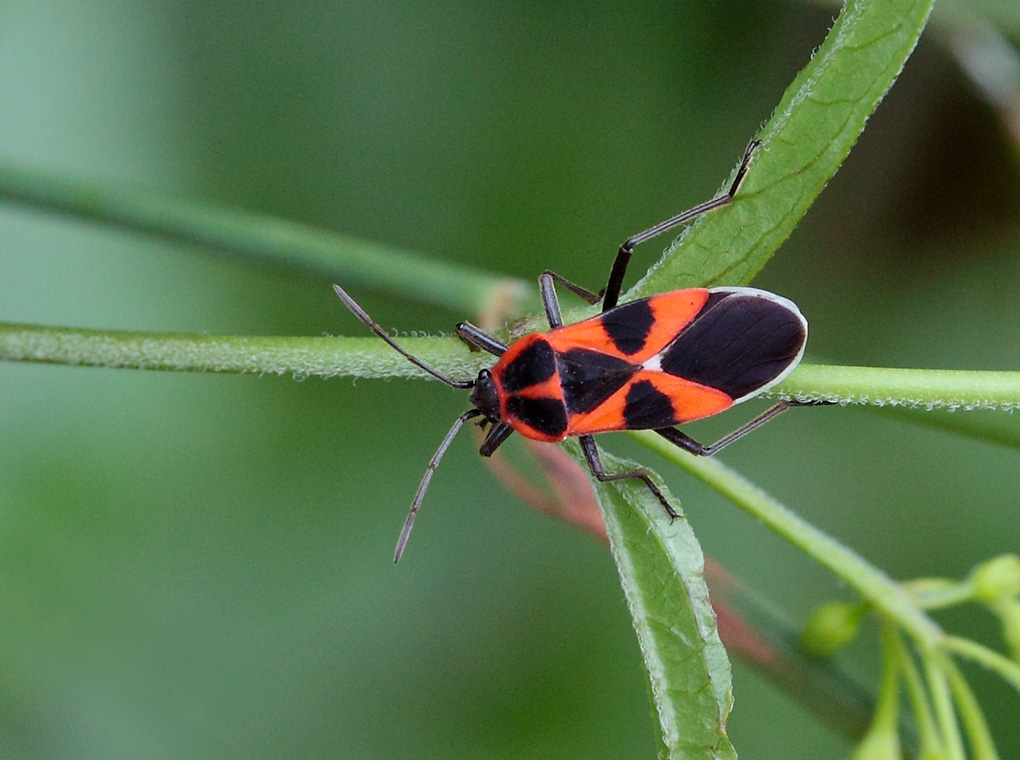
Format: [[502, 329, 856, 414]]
[[558, 348, 637, 414], [621, 378, 679, 429], [658, 289, 807, 402]]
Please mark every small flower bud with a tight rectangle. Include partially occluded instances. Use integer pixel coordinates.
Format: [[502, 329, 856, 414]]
[[801, 601, 864, 658], [970, 554, 1020, 604]]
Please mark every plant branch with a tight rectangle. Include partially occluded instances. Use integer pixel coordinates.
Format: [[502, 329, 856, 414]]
[[927, 653, 967, 759], [894, 631, 944, 756], [0, 324, 491, 379], [942, 656, 1001, 760], [0, 163, 532, 317], [780, 364, 1020, 411], [6, 325, 1020, 413], [944, 635, 1020, 693]]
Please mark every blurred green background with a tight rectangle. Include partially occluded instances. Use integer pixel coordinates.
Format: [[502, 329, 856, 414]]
[[2, 1, 1020, 757]]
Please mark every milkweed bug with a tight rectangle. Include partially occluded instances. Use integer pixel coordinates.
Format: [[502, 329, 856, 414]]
[[334, 140, 810, 562]]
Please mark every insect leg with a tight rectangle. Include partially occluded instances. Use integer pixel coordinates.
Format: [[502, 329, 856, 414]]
[[654, 400, 824, 457], [602, 139, 759, 312], [540, 270, 602, 305], [456, 322, 507, 357], [539, 267, 608, 328], [394, 408, 484, 563], [538, 272, 565, 329], [579, 435, 679, 519], [459, 268, 594, 351], [479, 421, 514, 457]]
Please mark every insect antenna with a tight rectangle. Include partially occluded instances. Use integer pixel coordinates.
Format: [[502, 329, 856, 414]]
[[394, 408, 484, 563], [332, 284, 474, 389]]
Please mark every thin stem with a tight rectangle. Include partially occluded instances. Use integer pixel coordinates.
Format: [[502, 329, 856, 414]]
[[905, 578, 976, 610], [944, 635, 1020, 693], [6, 324, 1020, 413], [775, 363, 1020, 411], [943, 656, 1001, 760], [894, 630, 944, 757], [0, 162, 532, 317], [873, 622, 903, 732], [927, 655, 966, 759], [0, 324, 492, 380]]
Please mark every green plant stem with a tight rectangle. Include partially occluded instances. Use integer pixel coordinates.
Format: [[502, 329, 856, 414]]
[[635, 432, 945, 651], [872, 622, 903, 734], [927, 654, 967, 759], [894, 630, 944, 757], [6, 326, 1020, 413], [5, 320, 1016, 654], [0, 325, 492, 379], [779, 364, 1020, 411], [942, 656, 1001, 760], [0, 163, 531, 317], [904, 578, 975, 610], [944, 635, 1020, 692]]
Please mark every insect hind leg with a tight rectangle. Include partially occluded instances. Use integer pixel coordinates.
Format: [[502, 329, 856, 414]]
[[654, 399, 828, 457], [579, 435, 679, 520]]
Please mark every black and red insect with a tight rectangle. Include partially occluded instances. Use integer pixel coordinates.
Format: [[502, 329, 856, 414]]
[[333, 141, 809, 561]]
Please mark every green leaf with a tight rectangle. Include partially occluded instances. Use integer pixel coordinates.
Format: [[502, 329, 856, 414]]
[[569, 441, 736, 760], [630, 0, 937, 299]]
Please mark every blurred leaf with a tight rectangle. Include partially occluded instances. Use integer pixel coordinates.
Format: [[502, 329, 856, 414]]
[[0, 163, 531, 316], [941, 0, 1020, 39], [871, 406, 1020, 451]]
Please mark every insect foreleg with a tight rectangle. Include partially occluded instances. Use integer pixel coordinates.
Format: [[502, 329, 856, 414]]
[[455, 322, 507, 357]]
